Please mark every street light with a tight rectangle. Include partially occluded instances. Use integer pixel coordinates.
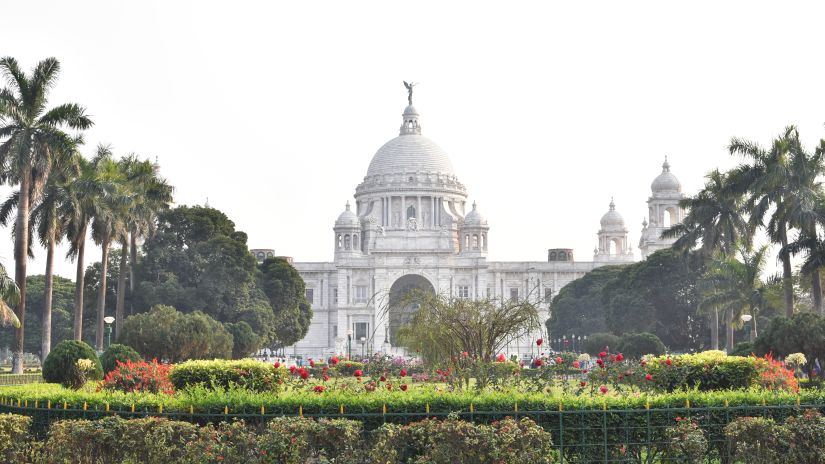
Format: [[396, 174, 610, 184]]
[[741, 314, 753, 342], [347, 329, 353, 360], [103, 316, 115, 349], [359, 336, 366, 357]]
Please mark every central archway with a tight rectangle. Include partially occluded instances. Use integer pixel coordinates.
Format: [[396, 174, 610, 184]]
[[388, 274, 435, 345]]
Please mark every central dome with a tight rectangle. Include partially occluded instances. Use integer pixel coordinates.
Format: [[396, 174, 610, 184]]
[[366, 134, 456, 178]]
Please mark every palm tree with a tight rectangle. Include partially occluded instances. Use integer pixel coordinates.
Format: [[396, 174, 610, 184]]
[[0, 57, 92, 372], [115, 156, 173, 338], [728, 126, 825, 317], [0, 261, 20, 328], [662, 169, 749, 349], [90, 153, 132, 351], [699, 246, 769, 351]]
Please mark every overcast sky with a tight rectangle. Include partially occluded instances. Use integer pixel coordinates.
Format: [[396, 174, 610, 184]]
[[2, 1, 825, 279]]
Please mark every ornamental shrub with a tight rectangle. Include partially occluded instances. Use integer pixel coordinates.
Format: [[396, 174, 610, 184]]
[[583, 332, 620, 355], [617, 332, 665, 359], [645, 351, 760, 391], [169, 359, 287, 392], [663, 418, 707, 464], [42, 340, 103, 386], [783, 410, 825, 464], [259, 417, 363, 463], [0, 414, 32, 462], [334, 360, 366, 376], [102, 359, 174, 394], [723, 416, 790, 464], [99, 343, 142, 374]]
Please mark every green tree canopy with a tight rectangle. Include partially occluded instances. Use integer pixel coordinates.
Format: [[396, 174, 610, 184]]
[[259, 257, 312, 349]]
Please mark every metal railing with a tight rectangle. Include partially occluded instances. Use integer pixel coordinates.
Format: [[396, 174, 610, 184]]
[[1, 397, 822, 463]]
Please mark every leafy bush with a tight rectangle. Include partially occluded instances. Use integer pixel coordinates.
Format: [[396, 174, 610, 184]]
[[783, 410, 825, 464], [169, 359, 287, 392], [42, 340, 103, 387], [102, 359, 174, 394], [663, 417, 707, 464], [99, 343, 142, 374], [0, 413, 31, 462], [370, 416, 556, 463], [723, 416, 790, 464], [617, 332, 665, 358], [729, 341, 754, 357], [583, 332, 620, 355], [334, 360, 366, 376], [259, 417, 363, 463], [645, 351, 760, 391], [225, 321, 261, 359]]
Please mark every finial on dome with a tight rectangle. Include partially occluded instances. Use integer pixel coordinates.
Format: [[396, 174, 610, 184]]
[[472, 201, 477, 210], [663, 156, 670, 172], [609, 197, 615, 210], [403, 81, 417, 105], [345, 201, 351, 211]]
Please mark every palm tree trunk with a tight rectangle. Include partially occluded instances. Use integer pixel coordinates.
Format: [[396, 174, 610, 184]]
[[812, 269, 823, 316], [12, 166, 31, 374], [779, 226, 794, 317], [42, 234, 55, 361], [129, 230, 137, 316], [751, 314, 757, 341], [96, 236, 110, 351], [725, 308, 734, 352], [73, 223, 87, 341], [115, 244, 127, 340], [710, 309, 719, 350]]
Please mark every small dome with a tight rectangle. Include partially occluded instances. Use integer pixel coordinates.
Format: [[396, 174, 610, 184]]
[[651, 157, 682, 194], [600, 199, 626, 230], [403, 104, 418, 115], [335, 202, 359, 226], [463, 202, 487, 226]]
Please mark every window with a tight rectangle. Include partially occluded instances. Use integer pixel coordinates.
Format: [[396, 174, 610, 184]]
[[354, 322, 368, 340], [333, 325, 338, 337], [544, 288, 553, 303], [333, 288, 338, 305], [354, 285, 368, 303], [458, 285, 469, 299], [305, 288, 314, 304], [486, 287, 492, 299], [509, 288, 519, 302], [407, 205, 416, 219]]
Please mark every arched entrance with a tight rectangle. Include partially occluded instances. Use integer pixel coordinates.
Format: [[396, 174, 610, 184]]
[[388, 274, 435, 345]]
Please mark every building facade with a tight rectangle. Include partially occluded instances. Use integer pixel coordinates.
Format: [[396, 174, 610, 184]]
[[264, 96, 683, 359]]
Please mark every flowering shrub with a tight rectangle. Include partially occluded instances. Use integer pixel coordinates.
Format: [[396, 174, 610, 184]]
[[723, 416, 790, 463], [783, 410, 825, 464], [99, 344, 142, 374], [664, 417, 707, 464], [644, 351, 761, 392], [756, 353, 798, 393], [102, 359, 175, 395], [168, 359, 287, 392]]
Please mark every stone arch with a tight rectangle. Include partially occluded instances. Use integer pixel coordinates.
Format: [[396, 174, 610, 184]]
[[388, 274, 436, 345], [407, 205, 416, 219]]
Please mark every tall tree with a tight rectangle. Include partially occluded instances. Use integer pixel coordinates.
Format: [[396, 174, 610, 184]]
[[728, 126, 825, 317], [0, 261, 20, 328], [0, 57, 92, 372]]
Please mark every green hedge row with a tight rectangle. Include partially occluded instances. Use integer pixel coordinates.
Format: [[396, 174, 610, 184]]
[[0, 413, 557, 463], [169, 359, 288, 392]]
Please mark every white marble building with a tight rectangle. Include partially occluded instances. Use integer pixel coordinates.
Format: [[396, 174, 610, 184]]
[[259, 97, 683, 359]]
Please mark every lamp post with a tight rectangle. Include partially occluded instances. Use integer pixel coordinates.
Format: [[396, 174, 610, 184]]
[[347, 329, 353, 360], [103, 316, 115, 350], [571, 333, 575, 352], [741, 314, 753, 342], [360, 337, 366, 357]]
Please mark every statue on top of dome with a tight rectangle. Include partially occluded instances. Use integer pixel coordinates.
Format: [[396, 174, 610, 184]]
[[403, 81, 417, 105]]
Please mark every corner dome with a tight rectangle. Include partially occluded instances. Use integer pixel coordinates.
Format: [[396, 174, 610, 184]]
[[335, 202, 359, 226], [600, 199, 626, 230], [366, 135, 456, 178], [463, 202, 487, 226], [651, 157, 681, 194]]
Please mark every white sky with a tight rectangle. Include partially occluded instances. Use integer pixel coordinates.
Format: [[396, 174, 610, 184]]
[[1, 1, 825, 279]]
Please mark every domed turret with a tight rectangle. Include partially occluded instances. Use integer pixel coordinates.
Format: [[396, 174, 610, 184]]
[[334, 202, 362, 256], [599, 199, 627, 231], [460, 201, 489, 256], [595, 199, 633, 263], [335, 201, 359, 226], [651, 157, 682, 195], [463, 201, 487, 226]]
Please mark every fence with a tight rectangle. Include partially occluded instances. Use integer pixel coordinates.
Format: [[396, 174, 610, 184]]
[[1, 397, 823, 463], [0, 373, 42, 386]]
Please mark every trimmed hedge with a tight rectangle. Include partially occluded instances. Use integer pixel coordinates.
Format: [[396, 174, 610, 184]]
[[645, 351, 760, 392], [42, 340, 103, 386], [0, 413, 31, 462], [100, 344, 142, 374], [169, 359, 288, 392]]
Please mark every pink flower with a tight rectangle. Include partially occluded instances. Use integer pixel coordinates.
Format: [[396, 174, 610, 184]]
[[496, 354, 506, 362], [572, 361, 580, 369], [600, 385, 608, 394], [645, 373, 653, 381], [555, 357, 563, 365], [462, 351, 469, 358]]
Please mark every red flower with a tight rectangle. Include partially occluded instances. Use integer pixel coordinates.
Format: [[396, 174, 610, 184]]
[[345, 362, 352, 368], [400, 368, 407, 377], [645, 373, 653, 381], [596, 359, 605, 368], [580, 381, 587, 387], [555, 357, 563, 365], [675, 416, 682, 422], [533, 359, 544, 367], [609, 355, 616, 362], [310, 360, 315, 368], [572, 361, 580, 369], [618, 374, 624, 380], [462, 351, 469, 358], [354, 369, 363, 378], [273, 362, 281, 369], [313, 385, 325, 393], [616, 353, 624, 362], [599, 351, 607, 358], [582, 369, 589, 374], [665, 358, 673, 366], [300, 371, 309, 380], [536, 338, 543, 346], [322, 374, 330, 382], [330, 356, 339, 365], [289, 365, 297, 374], [600, 385, 608, 394], [379, 375, 386, 382], [400, 384, 408, 391], [496, 354, 506, 362]]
